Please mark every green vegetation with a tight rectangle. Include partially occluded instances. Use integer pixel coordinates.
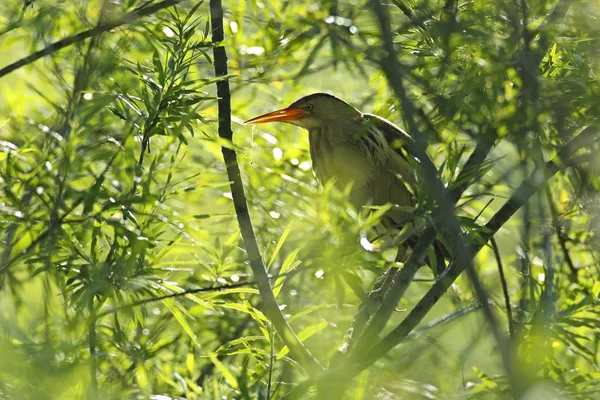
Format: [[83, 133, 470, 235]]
[[1, 0, 599, 398]]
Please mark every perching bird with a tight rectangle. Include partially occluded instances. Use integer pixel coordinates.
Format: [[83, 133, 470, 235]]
[[245, 93, 446, 271]]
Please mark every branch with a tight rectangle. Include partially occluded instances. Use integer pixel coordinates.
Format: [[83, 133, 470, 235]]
[[491, 236, 515, 340], [363, 1, 599, 388], [0, 0, 184, 80], [449, 135, 496, 202], [88, 298, 99, 399], [366, 127, 597, 360], [409, 302, 482, 337], [344, 133, 492, 344], [97, 279, 257, 318], [95, 268, 307, 318], [208, 0, 321, 372], [390, 0, 429, 32], [544, 185, 578, 279], [350, 0, 504, 368], [316, 0, 588, 393]]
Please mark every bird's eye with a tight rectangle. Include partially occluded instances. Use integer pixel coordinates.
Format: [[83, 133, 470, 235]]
[[304, 104, 313, 112]]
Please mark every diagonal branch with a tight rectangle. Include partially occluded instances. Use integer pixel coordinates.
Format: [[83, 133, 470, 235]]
[[208, 0, 321, 372], [344, 135, 495, 350], [544, 185, 578, 280], [287, 125, 599, 398], [0, 0, 184, 80], [359, 126, 599, 365], [351, 0, 574, 383], [319, 0, 597, 393], [491, 236, 515, 340], [349, 0, 505, 370]]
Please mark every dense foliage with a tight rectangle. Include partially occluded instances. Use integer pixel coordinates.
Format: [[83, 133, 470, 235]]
[[1, 0, 599, 398]]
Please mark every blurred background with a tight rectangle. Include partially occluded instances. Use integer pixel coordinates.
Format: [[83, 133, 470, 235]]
[[1, 0, 600, 398]]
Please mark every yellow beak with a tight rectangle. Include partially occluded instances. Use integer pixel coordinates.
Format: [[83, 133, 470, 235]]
[[244, 107, 307, 124]]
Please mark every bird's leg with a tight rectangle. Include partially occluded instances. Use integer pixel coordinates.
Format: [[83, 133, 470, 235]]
[[333, 247, 410, 361], [370, 265, 398, 296], [333, 271, 397, 362], [358, 219, 411, 307], [365, 246, 410, 310]]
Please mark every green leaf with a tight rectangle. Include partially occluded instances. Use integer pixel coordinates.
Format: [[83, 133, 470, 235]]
[[152, 50, 164, 85], [293, 35, 327, 83], [162, 298, 198, 346], [341, 271, 366, 301], [209, 354, 239, 390], [273, 248, 301, 298], [276, 321, 328, 360], [267, 219, 294, 270]]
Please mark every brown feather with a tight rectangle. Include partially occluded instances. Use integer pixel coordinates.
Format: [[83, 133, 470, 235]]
[[276, 93, 448, 271]]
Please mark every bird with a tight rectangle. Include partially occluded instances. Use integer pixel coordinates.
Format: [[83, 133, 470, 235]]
[[245, 92, 446, 272]]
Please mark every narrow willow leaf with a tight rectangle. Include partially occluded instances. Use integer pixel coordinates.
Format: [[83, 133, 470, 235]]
[[162, 298, 198, 345], [273, 248, 301, 298], [209, 354, 239, 390], [276, 321, 328, 360], [267, 219, 294, 270]]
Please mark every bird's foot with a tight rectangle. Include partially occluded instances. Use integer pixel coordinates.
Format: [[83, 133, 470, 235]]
[[331, 266, 401, 366]]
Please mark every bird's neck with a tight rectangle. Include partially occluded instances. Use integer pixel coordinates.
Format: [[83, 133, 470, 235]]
[[308, 126, 332, 153], [308, 120, 360, 146], [307, 121, 372, 192]]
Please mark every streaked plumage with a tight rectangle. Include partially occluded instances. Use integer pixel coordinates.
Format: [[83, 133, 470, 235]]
[[246, 93, 445, 270]]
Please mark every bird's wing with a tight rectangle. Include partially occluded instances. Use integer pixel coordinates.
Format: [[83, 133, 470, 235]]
[[360, 113, 420, 165], [361, 114, 449, 272], [355, 113, 421, 219]]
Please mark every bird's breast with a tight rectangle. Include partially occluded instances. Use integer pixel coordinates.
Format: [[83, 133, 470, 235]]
[[309, 128, 376, 205]]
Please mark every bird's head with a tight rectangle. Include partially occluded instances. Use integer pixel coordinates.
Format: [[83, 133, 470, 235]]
[[245, 93, 361, 130]]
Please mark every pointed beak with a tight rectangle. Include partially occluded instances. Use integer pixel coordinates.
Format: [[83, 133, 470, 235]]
[[244, 107, 307, 124]]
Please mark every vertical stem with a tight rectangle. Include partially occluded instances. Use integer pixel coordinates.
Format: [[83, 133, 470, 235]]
[[267, 322, 275, 399], [208, 0, 320, 372], [43, 273, 52, 343], [540, 190, 556, 321], [517, 196, 532, 327], [544, 186, 578, 279], [88, 297, 98, 399], [491, 237, 515, 340]]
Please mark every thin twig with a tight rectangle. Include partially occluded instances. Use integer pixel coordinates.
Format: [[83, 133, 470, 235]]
[[350, 226, 438, 352], [544, 185, 578, 280], [449, 136, 495, 202], [390, 0, 429, 32], [96, 268, 306, 318], [267, 322, 275, 399], [209, 0, 321, 372], [97, 280, 256, 318], [409, 302, 482, 337], [365, 126, 598, 372], [491, 236, 515, 340], [0, 0, 184, 79], [88, 297, 98, 400]]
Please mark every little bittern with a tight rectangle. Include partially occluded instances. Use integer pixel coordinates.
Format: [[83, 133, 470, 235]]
[[245, 93, 445, 270]]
